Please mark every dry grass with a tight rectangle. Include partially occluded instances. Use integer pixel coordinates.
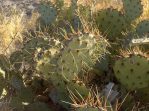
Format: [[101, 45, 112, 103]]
[[26, 12, 40, 30], [139, 0, 149, 20], [0, 7, 39, 55], [0, 8, 24, 55], [67, 88, 115, 111]]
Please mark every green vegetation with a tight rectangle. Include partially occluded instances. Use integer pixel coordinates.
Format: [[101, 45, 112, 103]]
[[0, 0, 149, 110]]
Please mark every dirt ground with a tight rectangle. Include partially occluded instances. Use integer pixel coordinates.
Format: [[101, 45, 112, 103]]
[[0, 0, 40, 17]]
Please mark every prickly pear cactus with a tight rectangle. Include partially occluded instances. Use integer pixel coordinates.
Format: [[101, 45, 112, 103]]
[[135, 87, 149, 103], [93, 55, 110, 74], [37, 34, 107, 107], [22, 37, 49, 64], [38, 1, 57, 25], [42, 33, 108, 109], [35, 38, 63, 77], [69, 0, 82, 31], [136, 20, 149, 36], [49, 73, 89, 109], [64, 0, 77, 20], [113, 54, 149, 90], [57, 34, 108, 80], [60, 0, 82, 32], [7, 70, 35, 110], [122, 0, 143, 22], [95, 8, 127, 40], [36, 47, 60, 77], [23, 37, 49, 53]]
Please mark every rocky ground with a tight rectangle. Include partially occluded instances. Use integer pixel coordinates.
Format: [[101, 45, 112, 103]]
[[0, 0, 40, 17]]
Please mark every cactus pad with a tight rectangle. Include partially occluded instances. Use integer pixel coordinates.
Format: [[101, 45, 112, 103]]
[[38, 1, 57, 25], [136, 20, 149, 36], [23, 37, 49, 53], [57, 34, 108, 80], [135, 87, 149, 103], [49, 74, 89, 109], [95, 8, 127, 40], [122, 0, 143, 22], [36, 48, 60, 77], [113, 55, 149, 90]]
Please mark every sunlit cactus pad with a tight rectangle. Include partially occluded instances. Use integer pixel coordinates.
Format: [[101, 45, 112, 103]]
[[122, 0, 143, 21], [58, 34, 108, 80], [95, 8, 127, 40], [113, 55, 149, 90]]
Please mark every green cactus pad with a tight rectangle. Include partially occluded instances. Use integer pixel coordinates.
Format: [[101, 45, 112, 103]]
[[58, 34, 108, 80], [36, 48, 60, 77], [60, 0, 82, 32], [135, 87, 149, 103], [23, 38, 49, 53], [49, 74, 89, 109], [94, 55, 109, 74], [122, 0, 143, 22], [67, 81, 89, 98], [64, 0, 77, 19], [95, 8, 127, 40], [38, 1, 57, 25], [136, 20, 149, 36], [48, 72, 89, 96], [113, 55, 149, 90], [9, 71, 34, 104]]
